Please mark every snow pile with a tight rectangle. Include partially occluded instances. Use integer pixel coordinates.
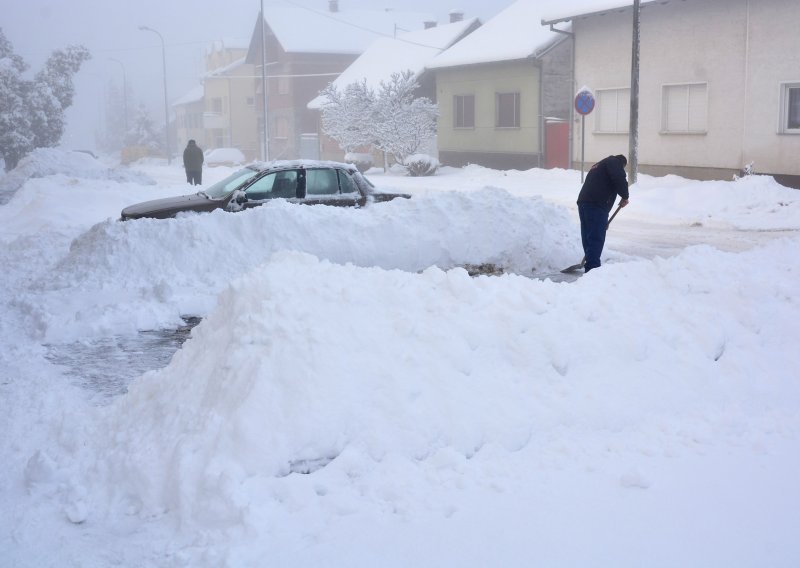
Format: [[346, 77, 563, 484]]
[[0, 148, 155, 205], [20, 188, 577, 343], [633, 173, 800, 230], [39, 239, 800, 564], [204, 147, 246, 166], [3, 152, 800, 567]]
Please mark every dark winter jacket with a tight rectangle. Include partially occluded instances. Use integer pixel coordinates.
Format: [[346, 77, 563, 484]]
[[577, 155, 629, 210], [183, 141, 204, 171]]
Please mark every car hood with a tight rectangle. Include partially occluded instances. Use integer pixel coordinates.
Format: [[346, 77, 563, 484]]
[[120, 193, 221, 220]]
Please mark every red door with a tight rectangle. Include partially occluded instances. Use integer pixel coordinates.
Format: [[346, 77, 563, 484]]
[[545, 120, 569, 169]]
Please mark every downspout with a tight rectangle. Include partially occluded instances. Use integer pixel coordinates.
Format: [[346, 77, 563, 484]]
[[537, 59, 544, 168], [741, 0, 750, 171], [549, 23, 575, 169]]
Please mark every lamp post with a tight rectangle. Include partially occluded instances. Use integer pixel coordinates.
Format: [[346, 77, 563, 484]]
[[108, 58, 129, 135], [138, 25, 171, 164]]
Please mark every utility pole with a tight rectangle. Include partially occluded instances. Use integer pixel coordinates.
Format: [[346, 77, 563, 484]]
[[628, 0, 641, 184], [260, 0, 270, 161]]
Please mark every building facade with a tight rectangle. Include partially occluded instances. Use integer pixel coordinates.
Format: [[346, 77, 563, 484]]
[[544, 0, 800, 187]]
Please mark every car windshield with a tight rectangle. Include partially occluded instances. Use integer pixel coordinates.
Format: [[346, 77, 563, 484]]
[[202, 168, 262, 199]]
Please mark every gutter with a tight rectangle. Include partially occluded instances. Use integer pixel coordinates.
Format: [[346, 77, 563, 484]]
[[546, 23, 575, 169]]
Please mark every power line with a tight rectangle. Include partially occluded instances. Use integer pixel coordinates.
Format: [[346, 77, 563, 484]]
[[278, 0, 446, 50]]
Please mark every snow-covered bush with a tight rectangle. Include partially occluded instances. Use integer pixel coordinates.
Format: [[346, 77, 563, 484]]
[[404, 154, 439, 177], [344, 152, 373, 173]]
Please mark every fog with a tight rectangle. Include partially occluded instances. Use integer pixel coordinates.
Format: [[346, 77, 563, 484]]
[[0, 0, 612, 151]]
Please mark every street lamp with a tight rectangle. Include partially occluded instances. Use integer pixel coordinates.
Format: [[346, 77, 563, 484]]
[[138, 25, 171, 164], [108, 58, 128, 135]]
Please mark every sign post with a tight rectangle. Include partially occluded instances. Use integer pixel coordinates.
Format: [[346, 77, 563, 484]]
[[574, 88, 595, 182]]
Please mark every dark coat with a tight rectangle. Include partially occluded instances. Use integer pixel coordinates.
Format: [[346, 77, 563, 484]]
[[577, 155, 629, 210], [183, 141, 204, 171]]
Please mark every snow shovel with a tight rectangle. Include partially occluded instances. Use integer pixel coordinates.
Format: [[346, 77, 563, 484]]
[[560, 202, 624, 273]]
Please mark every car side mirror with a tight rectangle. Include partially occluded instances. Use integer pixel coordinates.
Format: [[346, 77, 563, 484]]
[[226, 189, 247, 212]]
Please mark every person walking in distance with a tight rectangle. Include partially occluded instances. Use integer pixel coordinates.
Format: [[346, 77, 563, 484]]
[[183, 140, 204, 185], [576, 154, 629, 272]]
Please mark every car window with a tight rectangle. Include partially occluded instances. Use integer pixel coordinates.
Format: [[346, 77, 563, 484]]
[[245, 170, 298, 200], [337, 170, 358, 194], [306, 169, 339, 195], [204, 168, 262, 198]]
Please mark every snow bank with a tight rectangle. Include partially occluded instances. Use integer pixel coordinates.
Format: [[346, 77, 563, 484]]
[[205, 147, 246, 166], [20, 189, 578, 343], [4, 152, 800, 567], [44, 237, 800, 563], [0, 148, 155, 205]]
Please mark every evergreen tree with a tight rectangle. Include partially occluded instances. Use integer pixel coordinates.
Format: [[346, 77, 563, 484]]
[[0, 28, 90, 171], [0, 29, 34, 170]]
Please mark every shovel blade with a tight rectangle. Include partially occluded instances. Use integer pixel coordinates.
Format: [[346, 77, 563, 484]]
[[560, 262, 584, 274]]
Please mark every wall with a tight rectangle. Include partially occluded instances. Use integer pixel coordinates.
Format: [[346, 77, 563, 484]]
[[436, 61, 542, 168], [571, 0, 800, 184]]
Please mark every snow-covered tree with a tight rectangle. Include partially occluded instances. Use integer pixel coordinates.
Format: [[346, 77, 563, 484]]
[[101, 80, 129, 152], [30, 44, 90, 149], [0, 29, 34, 171], [372, 71, 438, 164], [319, 70, 438, 166], [0, 28, 90, 171], [126, 103, 162, 152], [320, 79, 376, 153]]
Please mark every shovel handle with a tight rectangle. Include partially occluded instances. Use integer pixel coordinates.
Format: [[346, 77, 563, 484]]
[[607, 202, 623, 228]]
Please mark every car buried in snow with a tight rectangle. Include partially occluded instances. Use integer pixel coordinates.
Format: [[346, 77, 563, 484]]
[[120, 160, 410, 221]]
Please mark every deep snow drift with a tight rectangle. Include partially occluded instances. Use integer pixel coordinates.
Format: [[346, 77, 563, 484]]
[[2, 151, 799, 567]]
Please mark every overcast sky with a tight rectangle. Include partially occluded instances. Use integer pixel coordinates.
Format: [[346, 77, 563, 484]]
[[0, 0, 611, 150]]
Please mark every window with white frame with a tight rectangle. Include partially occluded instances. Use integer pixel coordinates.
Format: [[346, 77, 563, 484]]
[[496, 92, 520, 128], [454, 94, 475, 128], [595, 88, 630, 133], [662, 82, 708, 133], [780, 82, 800, 133]]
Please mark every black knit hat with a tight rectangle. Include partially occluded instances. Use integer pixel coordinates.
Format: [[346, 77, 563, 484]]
[[615, 154, 627, 166]]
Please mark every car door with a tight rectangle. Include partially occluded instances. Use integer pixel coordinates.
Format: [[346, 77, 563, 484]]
[[237, 169, 302, 209], [302, 168, 364, 207]]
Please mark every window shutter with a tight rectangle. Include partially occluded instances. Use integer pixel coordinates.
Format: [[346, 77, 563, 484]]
[[687, 83, 707, 132], [597, 90, 616, 132], [664, 85, 687, 132], [616, 89, 631, 132]]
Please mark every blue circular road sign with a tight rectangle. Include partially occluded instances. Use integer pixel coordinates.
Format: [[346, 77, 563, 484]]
[[574, 90, 595, 115]]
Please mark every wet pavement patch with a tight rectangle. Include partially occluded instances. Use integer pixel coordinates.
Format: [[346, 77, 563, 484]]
[[45, 316, 201, 404]]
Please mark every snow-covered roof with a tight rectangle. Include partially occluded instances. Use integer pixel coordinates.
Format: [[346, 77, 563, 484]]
[[205, 38, 250, 56], [541, 0, 660, 24], [428, 0, 564, 69], [307, 18, 479, 109], [172, 84, 204, 108], [205, 57, 248, 78], [263, 4, 437, 55]]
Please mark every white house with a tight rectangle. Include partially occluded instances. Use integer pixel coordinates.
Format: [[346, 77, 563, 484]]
[[542, 0, 800, 188]]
